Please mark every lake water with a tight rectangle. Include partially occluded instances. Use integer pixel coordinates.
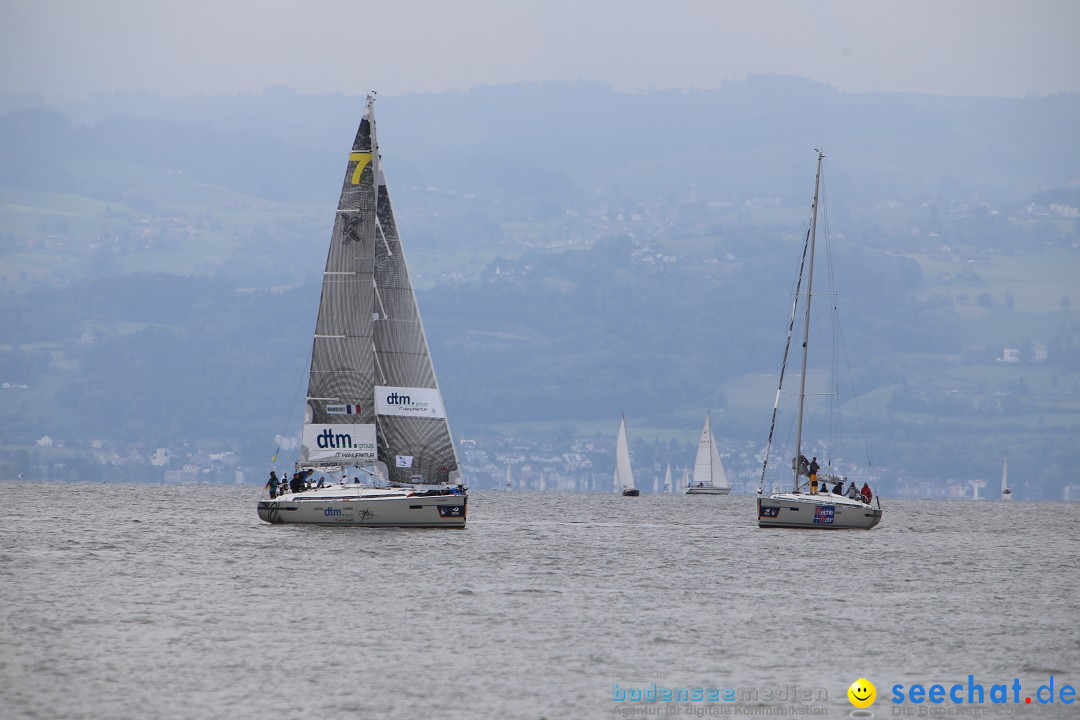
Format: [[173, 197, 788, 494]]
[[2, 481, 1078, 719]]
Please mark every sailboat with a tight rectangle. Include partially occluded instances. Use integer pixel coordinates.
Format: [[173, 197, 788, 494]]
[[257, 94, 466, 528], [685, 412, 731, 495], [756, 152, 882, 529], [1001, 456, 1012, 500], [506, 463, 513, 491], [664, 464, 673, 493], [614, 415, 639, 496]]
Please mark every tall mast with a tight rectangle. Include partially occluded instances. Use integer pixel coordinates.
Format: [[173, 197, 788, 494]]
[[706, 411, 713, 484], [367, 92, 379, 210], [793, 151, 824, 492]]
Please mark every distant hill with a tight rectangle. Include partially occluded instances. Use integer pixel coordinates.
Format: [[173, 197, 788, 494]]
[[4, 78, 1079, 208], [0, 79, 1077, 498]]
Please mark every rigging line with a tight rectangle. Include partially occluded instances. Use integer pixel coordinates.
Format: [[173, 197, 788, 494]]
[[272, 364, 308, 467], [819, 173, 841, 463], [834, 302, 874, 470], [821, 174, 857, 468], [758, 223, 811, 490], [818, 172, 873, 471]]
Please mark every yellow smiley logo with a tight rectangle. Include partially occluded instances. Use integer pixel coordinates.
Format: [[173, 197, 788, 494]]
[[848, 678, 876, 708]]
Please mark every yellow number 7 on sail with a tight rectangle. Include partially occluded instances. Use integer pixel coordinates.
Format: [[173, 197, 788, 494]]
[[349, 152, 373, 185]]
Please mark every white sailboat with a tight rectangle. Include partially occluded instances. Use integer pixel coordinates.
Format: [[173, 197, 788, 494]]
[[505, 463, 513, 491], [257, 94, 466, 528], [685, 412, 731, 495], [614, 415, 639, 496], [664, 464, 673, 493], [756, 152, 882, 530], [1001, 456, 1012, 500]]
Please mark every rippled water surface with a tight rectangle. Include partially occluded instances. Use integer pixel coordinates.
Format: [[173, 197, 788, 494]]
[[2, 482, 1078, 719]]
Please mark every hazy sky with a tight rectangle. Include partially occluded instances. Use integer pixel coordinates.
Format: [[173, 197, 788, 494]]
[[3, 0, 1078, 99]]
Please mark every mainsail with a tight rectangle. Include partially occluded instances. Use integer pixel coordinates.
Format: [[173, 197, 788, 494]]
[[692, 412, 730, 490], [614, 415, 635, 492], [300, 95, 459, 485]]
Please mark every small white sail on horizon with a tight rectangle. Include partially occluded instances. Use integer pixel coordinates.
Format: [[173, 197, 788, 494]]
[[686, 412, 731, 495], [614, 415, 638, 496], [1001, 456, 1012, 500]]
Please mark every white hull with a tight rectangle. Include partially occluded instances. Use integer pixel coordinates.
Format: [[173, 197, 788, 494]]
[[685, 486, 731, 495], [258, 485, 466, 528], [757, 492, 881, 529]]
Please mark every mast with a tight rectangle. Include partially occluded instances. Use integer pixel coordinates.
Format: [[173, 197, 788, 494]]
[[793, 151, 824, 492], [706, 412, 713, 485], [368, 93, 383, 456]]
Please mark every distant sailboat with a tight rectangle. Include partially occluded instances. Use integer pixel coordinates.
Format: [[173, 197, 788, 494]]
[[664, 464, 673, 493], [506, 463, 513, 491], [614, 415, 639, 497], [1001, 456, 1012, 500], [685, 412, 731, 495]]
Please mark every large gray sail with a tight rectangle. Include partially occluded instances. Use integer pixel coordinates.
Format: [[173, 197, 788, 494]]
[[299, 103, 379, 466], [370, 112, 460, 485], [300, 95, 459, 486]]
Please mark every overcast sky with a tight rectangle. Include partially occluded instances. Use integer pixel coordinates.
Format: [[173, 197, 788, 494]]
[[3, 0, 1078, 99]]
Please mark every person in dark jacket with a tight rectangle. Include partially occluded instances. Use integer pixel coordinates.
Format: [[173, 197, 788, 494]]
[[266, 471, 280, 499], [808, 457, 820, 493]]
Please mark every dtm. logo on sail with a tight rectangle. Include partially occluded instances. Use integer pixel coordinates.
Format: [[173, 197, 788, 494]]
[[384, 392, 412, 405], [316, 428, 357, 449]]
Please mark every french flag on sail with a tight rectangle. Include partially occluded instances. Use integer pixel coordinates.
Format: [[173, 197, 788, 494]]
[[326, 404, 361, 415]]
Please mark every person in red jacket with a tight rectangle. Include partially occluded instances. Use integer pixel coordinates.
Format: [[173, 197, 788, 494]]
[[861, 482, 873, 503]]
